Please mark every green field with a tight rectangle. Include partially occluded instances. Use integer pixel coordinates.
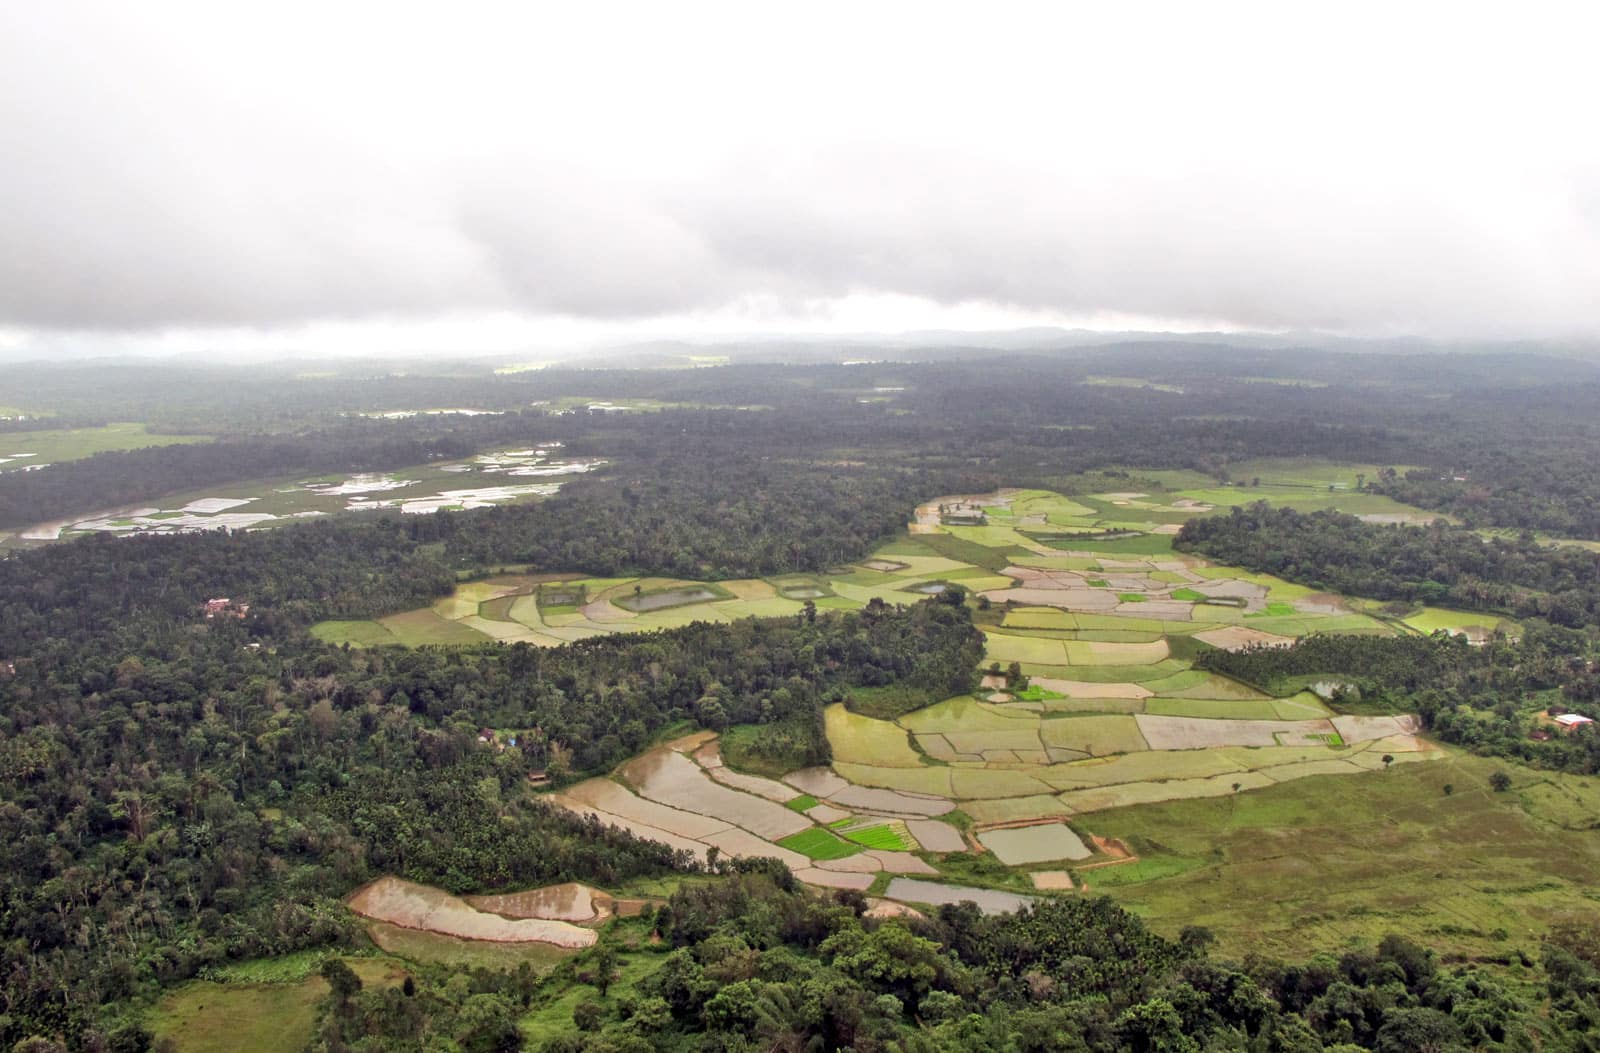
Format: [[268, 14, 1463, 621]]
[[1404, 605, 1516, 639], [777, 827, 862, 860], [840, 822, 913, 851], [1082, 754, 1600, 960], [311, 619, 401, 647]]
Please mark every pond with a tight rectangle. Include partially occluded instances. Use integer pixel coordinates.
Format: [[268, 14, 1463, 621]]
[[617, 587, 720, 612]]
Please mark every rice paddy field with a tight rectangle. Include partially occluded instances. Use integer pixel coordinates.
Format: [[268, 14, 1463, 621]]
[[332, 483, 1582, 920]]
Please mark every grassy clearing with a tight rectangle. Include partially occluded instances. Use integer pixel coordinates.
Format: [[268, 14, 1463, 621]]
[[148, 979, 326, 1053], [310, 619, 399, 647], [1404, 606, 1515, 638], [1081, 754, 1600, 960], [147, 957, 407, 1053], [778, 827, 863, 860]]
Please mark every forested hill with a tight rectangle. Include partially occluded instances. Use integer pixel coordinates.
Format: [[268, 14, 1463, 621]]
[[1175, 503, 1600, 629]]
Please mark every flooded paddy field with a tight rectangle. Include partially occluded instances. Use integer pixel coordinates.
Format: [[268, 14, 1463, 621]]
[[8, 444, 602, 544]]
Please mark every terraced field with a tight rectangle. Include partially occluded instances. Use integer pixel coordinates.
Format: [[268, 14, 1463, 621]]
[[551, 732, 946, 893]]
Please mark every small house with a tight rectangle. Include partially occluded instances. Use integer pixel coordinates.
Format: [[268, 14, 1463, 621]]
[[1554, 713, 1595, 731]]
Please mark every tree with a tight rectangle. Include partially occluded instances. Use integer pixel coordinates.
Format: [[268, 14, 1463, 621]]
[[1490, 770, 1513, 792], [1382, 754, 1394, 769], [590, 944, 619, 997], [1374, 1007, 1463, 1053], [320, 958, 362, 1003], [627, 996, 672, 1033], [1179, 926, 1215, 956], [572, 1000, 604, 1032], [1114, 998, 1199, 1053]]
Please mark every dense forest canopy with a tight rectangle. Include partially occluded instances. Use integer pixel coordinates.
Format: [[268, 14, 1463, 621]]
[[1175, 503, 1600, 628], [10, 346, 1600, 541]]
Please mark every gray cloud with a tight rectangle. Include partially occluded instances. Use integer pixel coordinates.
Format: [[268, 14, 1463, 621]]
[[2, 3, 1598, 341]]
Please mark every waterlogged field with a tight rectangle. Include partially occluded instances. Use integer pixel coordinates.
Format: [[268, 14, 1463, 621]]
[[13, 443, 601, 543], [551, 731, 945, 893]]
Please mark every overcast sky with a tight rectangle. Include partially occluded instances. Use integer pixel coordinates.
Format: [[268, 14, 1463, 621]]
[[2, 1, 1598, 357]]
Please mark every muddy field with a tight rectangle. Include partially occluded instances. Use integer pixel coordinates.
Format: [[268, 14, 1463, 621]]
[[348, 877, 597, 948]]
